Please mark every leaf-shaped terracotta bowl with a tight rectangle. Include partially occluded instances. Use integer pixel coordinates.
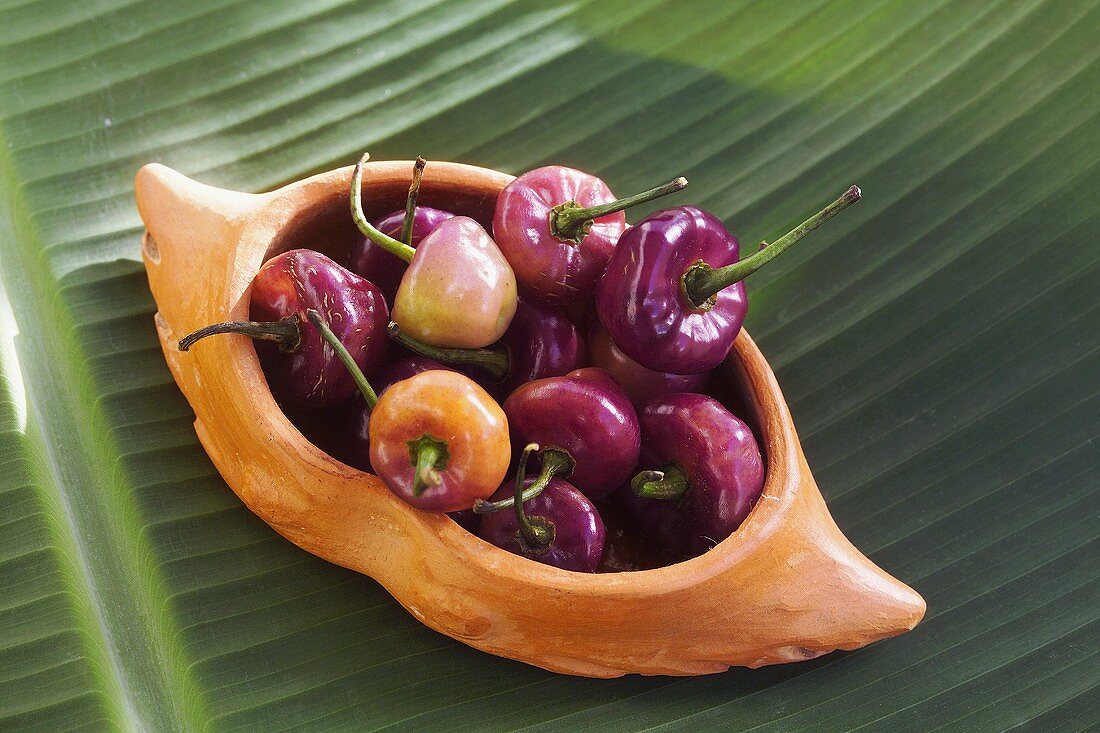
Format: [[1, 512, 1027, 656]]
[[135, 160, 925, 678]]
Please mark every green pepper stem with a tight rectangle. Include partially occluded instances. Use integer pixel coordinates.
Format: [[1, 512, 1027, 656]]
[[349, 152, 417, 263], [400, 157, 427, 247], [178, 314, 301, 353], [682, 185, 861, 308], [407, 434, 449, 497], [472, 446, 575, 514], [512, 443, 555, 554], [550, 176, 688, 243], [305, 309, 377, 410], [631, 463, 690, 501], [387, 322, 510, 382]]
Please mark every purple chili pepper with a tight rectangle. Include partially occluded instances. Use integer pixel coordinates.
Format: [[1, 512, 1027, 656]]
[[619, 393, 765, 560], [503, 367, 639, 500], [385, 296, 585, 395], [479, 444, 605, 572], [493, 166, 687, 304], [587, 322, 708, 407], [596, 187, 860, 375], [499, 297, 587, 391], [178, 249, 388, 410]]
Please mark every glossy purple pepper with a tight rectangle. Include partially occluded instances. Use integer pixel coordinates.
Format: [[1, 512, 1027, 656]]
[[587, 323, 708, 407], [178, 249, 388, 410], [503, 368, 640, 500], [620, 393, 764, 560], [597, 187, 861, 375], [499, 297, 586, 391], [386, 296, 585, 394], [479, 446, 605, 572], [596, 206, 745, 375], [493, 166, 687, 304]]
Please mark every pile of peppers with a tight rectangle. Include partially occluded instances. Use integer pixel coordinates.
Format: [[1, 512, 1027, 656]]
[[181, 153, 860, 572]]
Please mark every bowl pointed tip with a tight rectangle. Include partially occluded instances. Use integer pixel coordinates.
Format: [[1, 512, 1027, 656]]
[[888, 579, 927, 631]]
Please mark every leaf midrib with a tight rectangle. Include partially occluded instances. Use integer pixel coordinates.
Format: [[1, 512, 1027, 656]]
[[0, 122, 201, 732]]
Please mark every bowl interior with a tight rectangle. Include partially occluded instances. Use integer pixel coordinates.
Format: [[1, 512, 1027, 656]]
[[264, 167, 499, 264]]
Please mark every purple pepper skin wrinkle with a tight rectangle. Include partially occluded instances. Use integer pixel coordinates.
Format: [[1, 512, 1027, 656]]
[[620, 393, 765, 560], [503, 368, 640, 501], [597, 186, 861, 375], [178, 249, 389, 410], [348, 206, 455, 303]]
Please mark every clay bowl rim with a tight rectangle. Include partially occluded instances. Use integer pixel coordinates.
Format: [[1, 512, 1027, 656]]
[[220, 159, 798, 595]]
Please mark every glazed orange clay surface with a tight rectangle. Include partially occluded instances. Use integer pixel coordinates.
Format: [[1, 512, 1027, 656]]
[[135, 160, 925, 677]]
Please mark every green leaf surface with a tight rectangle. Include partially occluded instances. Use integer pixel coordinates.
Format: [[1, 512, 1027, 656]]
[[0, 0, 1097, 730]]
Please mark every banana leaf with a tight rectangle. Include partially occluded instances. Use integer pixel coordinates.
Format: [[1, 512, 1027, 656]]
[[0, 0, 1096, 730]]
